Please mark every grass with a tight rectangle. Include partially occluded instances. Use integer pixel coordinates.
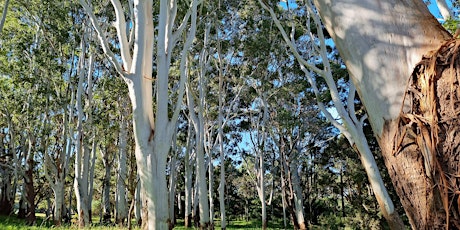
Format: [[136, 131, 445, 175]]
[[0, 215, 292, 229], [174, 219, 289, 229]]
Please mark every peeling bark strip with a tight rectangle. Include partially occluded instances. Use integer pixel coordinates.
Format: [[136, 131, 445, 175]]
[[392, 39, 460, 229]]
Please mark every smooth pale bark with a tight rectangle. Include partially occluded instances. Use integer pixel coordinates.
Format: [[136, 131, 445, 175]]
[[192, 179, 199, 226], [185, 22, 212, 228], [186, 83, 211, 228], [259, 0, 404, 227], [87, 136, 97, 222], [168, 151, 177, 227], [116, 110, 128, 226], [74, 37, 94, 228], [80, 0, 199, 226], [256, 96, 270, 230], [290, 157, 306, 229], [80, 0, 200, 228], [86, 52, 97, 223], [208, 154, 214, 229], [184, 128, 194, 228], [217, 69, 226, 230], [435, 0, 453, 20], [313, 0, 452, 228], [43, 90, 74, 226], [134, 179, 141, 225], [101, 147, 114, 223]]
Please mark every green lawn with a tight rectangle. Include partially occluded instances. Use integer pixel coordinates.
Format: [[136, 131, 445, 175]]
[[0, 215, 292, 229]]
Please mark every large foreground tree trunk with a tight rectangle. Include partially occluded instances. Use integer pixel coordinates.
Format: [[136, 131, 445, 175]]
[[80, 0, 200, 228], [314, 0, 458, 228]]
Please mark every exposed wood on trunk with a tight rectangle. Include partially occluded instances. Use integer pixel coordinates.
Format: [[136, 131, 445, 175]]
[[385, 39, 460, 229]]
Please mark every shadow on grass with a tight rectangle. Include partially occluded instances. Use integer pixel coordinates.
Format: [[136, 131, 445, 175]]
[[174, 219, 291, 230]]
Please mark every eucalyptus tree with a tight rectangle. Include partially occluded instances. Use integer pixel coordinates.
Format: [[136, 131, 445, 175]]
[[183, 125, 195, 227], [270, 83, 327, 229], [186, 46, 212, 227], [0, 1, 79, 226], [257, 0, 406, 227], [79, 0, 201, 228], [73, 26, 98, 227], [115, 97, 130, 226], [312, 0, 460, 228]]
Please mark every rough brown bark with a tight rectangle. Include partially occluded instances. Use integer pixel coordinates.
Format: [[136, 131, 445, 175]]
[[381, 39, 460, 229]]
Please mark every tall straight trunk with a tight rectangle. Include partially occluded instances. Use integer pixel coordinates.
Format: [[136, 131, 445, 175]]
[[184, 128, 194, 228], [74, 35, 91, 228], [101, 147, 113, 223], [134, 179, 141, 225], [313, 0, 453, 228], [258, 151, 267, 230], [217, 106, 226, 230], [116, 111, 128, 226], [80, 0, 200, 228], [186, 98, 210, 229], [53, 181, 65, 226], [290, 159, 306, 229], [87, 137, 97, 222], [257, 96, 270, 230], [168, 155, 177, 227], [186, 20, 212, 229], [208, 154, 214, 229], [192, 180, 200, 227]]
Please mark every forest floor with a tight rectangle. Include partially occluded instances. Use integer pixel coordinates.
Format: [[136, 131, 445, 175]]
[[0, 214, 290, 229]]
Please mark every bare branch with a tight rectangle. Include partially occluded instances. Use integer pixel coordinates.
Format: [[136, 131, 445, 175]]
[[78, 0, 125, 77], [110, 0, 133, 69]]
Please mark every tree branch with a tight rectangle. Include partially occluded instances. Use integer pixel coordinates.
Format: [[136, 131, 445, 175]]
[[110, 0, 132, 70], [79, 0, 126, 77]]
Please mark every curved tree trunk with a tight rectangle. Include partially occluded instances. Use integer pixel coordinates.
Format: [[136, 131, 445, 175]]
[[314, 0, 455, 228]]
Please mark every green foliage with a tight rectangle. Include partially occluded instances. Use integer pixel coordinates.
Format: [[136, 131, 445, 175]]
[[443, 17, 459, 34]]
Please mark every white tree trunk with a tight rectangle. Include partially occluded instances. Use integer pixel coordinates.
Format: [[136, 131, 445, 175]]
[[80, 0, 201, 228], [101, 148, 113, 222], [217, 104, 226, 229], [186, 22, 212, 225], [116, 111, 128, 226], [168, 154, 177, 226], [43, 84, 74, 226], [312, 0, 452, 228], [184, 127, 194, 227], [134, 179, 141, 225], [208, 157, 214, 228], [74, 34, 94, 227], [87, 135, 97, 222], [187, 81, 211, 228], [435, 0, 453, 20], [290, 160, 305, 229], [53, 181, 65, 225], [258, 0, 408, 227]]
